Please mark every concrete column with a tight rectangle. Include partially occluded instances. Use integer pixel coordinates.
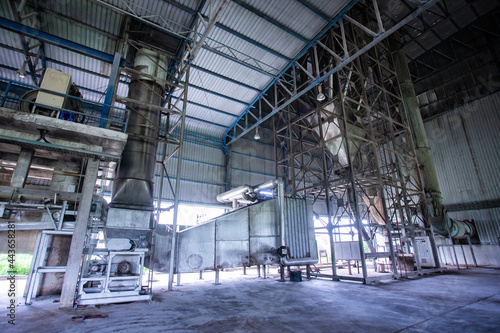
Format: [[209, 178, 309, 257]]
[[59, 158, 99, 309], [10, 148, 34, 188]]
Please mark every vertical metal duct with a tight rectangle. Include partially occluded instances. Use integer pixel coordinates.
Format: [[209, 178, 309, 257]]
[[111, 49, 168, 208], [392, 43, 474, 238]]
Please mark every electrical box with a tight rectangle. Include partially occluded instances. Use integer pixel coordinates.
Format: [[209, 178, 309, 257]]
[[35, 68, 72, 110], [414, 237, 436, 267]]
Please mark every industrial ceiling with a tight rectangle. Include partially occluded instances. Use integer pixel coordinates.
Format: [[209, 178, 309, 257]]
[[0, 0, 497, 144]]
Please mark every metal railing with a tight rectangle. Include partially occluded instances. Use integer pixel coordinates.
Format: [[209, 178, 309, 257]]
[[0, 78, 129, 133]]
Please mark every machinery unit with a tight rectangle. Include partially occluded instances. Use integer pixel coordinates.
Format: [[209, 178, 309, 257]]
[[153, 180, 319, 280], [78, 249, 149, 305]]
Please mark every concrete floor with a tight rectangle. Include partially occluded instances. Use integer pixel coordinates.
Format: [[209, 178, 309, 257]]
[[1, 267, 499, 332]]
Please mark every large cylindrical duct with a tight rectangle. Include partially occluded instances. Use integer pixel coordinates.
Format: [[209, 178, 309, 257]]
[[391, 42, 474, 239], [111, 49, 168, 209]]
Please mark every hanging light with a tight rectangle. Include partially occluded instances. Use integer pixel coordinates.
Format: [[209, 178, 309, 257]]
[[254, 127, 261, 140], [316, 84, 326, 102], [16, 68, 27, 78], [17, 59, 28, 78]]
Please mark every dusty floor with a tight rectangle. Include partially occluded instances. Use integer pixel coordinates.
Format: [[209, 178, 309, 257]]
[[1, 267, 499, 332]]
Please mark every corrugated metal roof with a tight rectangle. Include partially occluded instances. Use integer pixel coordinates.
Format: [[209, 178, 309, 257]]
[[307, 0, 353, 19], [0, 28, 24, 50], [235, 0, 327, 40], [41, 0, 123, 36], [43, 15, 118, 54], [189, 67, 259, 103], [192, 48, 274, 90], [103, 0, 193, 34], [208, 1, 306, 59]]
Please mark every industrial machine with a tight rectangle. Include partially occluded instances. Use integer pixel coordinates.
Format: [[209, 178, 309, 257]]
[[153, 179, 319, 281]]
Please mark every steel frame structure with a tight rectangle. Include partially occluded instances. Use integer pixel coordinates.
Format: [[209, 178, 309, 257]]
[[224, 0, 440, 145], [7, 0, 47, 86], [272, 1, 442, 283]]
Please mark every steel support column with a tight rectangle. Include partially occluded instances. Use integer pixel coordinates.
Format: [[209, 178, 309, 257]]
[[59, 158, 99, 309]]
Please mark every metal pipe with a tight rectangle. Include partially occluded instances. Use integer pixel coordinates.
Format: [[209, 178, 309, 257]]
[[392, 41, 474, 239], [216, 179, 278, 203], [111, 48, 168, 208]]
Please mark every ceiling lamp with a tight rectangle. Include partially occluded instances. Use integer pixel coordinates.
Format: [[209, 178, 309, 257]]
[[254, 127, 261, 140], [17, 59, 28, 79], [16, 67, 27, 79], [316, 84, 326, 102]]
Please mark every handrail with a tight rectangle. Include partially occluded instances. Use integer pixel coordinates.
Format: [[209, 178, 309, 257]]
[[0, 78, 129, 133]]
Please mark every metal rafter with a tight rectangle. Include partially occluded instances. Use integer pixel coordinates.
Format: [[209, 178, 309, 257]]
[[225, 0, 440, 146]]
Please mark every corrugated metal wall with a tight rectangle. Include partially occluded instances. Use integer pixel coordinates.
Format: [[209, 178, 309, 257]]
[[231, 134, 276, 187], [424, 92, 500, 244], [156, 141, 225, 205]]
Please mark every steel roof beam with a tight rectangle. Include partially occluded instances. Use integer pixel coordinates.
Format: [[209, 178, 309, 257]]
[[224, 0, 361, 142], [295, 0, 330, 21], [163, 0, 291, 61], [231, 0, 308, 43], [191, 65, 260, 92], [0, 17, 117, 64], [225, 0, 440, 145], [189, 84, 249, 105], [170, 96, 238, 118]]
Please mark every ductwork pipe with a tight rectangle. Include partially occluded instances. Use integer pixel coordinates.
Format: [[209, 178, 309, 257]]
[[216, 179, 278, 204], [391, 42, 474, 238], [111, 49, 168, 209]]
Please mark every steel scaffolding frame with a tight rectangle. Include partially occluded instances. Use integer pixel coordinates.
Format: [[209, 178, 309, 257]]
[[272, 2, 441, 283]]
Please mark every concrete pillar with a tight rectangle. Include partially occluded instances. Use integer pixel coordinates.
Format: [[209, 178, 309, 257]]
[[38, 156, 81, 296], [59, 158, 99, 309], [10, 148, 34, 188]]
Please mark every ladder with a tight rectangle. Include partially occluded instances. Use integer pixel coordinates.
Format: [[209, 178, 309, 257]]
[[24, 230, 73, 305]]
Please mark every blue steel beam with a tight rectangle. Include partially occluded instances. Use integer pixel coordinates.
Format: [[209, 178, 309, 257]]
[[224, 1, 360, 141], [0, 17, 117, 64], [100, 52, 121, 128], [225, 0, 441, 145]]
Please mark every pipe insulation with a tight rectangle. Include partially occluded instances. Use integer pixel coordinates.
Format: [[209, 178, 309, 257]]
[[111, 49, 169, 208]]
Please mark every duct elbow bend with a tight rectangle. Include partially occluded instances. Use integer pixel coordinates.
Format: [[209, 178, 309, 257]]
[[432, 214, 475, 239]]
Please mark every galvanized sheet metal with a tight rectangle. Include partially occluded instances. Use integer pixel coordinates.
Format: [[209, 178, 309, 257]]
[[203, 1, 306, 59], [425, 93, 500, 204], [425, 92, 500, 244]]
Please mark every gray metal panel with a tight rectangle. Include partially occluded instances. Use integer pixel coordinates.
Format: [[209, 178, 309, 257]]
[[425, 92, 500, 204], [284, 198, 312, 259], [424, 92, 500, 245], [249, 200, 279, 265], [216, 209, 249, 241], [334, 241, 361, 260], [177, 222, 215, 272], [249, 199, 278, 237]]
